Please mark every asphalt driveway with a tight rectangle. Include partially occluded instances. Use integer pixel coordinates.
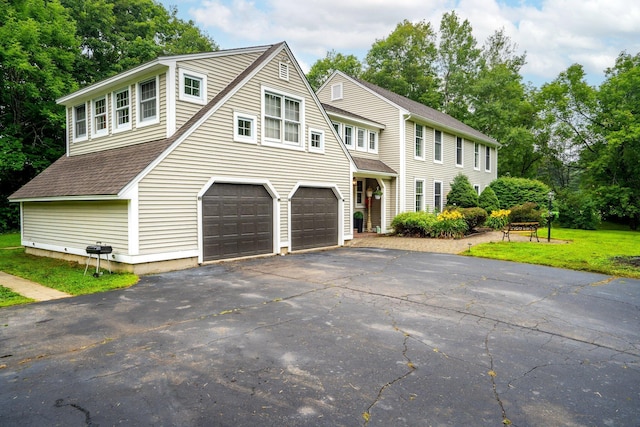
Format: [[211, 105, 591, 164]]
[[1, 248, 639, 426]]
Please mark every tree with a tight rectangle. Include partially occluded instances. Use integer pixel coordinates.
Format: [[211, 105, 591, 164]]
[[61, 0, 217, 84], [446, 174, 478, 208], [478, 186, 500, 214], [362, 20, 441, 108], [0, 0, 79, 230], [306, 50, 362, 90], [584, 52, 640, 229], [437, 11, 481, 120]]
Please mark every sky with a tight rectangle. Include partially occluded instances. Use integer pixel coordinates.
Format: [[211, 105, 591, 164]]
[[159, 0, 640, 87]]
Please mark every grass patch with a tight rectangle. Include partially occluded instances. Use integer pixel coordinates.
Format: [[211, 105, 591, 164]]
[[466, 228, 640, 278], [1, 232, 138, 299], [0, 285, 34, 307], [0, 232, 21, 248]]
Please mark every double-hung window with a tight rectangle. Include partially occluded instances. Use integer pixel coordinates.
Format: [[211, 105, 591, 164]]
[[485, 146, 491, 172], [263, 89, 302, 147], [474, 142, 480, 170], [74, 104, 87, 141], [113, 88, 131, 132], [138, 78, 158, 125], [356, 128, 366, 151], [456, 136, 463, 166], [368, 131, 378, 153], [344, 125, 354, 148], [415, 124, 424, 159], [434, 181, 443, 213], [434, 130, 443, 163], [355, 179, 365, 208], [93, 96, 108, 137], [415, 180, 424, 212]]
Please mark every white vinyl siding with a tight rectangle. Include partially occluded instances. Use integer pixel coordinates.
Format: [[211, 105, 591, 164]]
[[22, 201, 128, 252], [137, 52, 351, 253]]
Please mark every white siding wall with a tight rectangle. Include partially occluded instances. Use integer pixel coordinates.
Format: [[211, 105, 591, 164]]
[[22, 201, 129, 252], [137, 53, 351, 255]]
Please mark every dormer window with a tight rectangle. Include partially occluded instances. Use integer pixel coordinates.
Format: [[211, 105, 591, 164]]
[[113, 87, 131, 132], [73, 104, 87, 141], [138, 77, 159, 126], [179, 69, 207, 105], [92, 96, 108, 137]]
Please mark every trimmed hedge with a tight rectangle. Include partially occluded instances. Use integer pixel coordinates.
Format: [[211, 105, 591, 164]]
[[459, 207, 488, 231], [489, 177, 551, 210]]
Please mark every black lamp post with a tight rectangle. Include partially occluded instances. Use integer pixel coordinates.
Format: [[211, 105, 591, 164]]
[[547, 191, 554, 242]]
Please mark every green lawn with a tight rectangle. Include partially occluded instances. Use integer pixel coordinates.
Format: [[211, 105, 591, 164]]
[[466, 227, 640, 278], [1, 233, 138, 306]]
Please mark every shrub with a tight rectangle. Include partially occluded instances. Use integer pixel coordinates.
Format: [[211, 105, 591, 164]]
[[509, 202, 544, 224], [460, 207, 488, 231], [354, 211, 364, 219], [489, 177, 551, 210], [431, 209, 468, 239], [478, 186, 500, 214], [485, 209, 511, 230], [446, 174, 478, 208], [557, 191, 600, 230], [391, 211, 437, 237]]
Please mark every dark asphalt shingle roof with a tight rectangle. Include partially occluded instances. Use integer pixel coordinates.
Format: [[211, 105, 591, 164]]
[[354, 77, 498, 145], [352, 156, 397, 175], [10, 43, 284, 201]]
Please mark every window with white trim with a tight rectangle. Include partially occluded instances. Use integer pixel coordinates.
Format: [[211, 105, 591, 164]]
[[356, 128, 366, 151], [415, 124, 424, 159], [434, 130, 442, 163], [331, 83, 343, 100], [309, 129, 324, 153], [456, 136, 463, 166], [179, 69, 207, 105], [434, 180, 443, 213], [344, 125, 354, 148], [355, 179, 365, 208], [415, 179, 425, 212], [113, 88, 131, 132], [333, 122, 341, 136], [474, 184, 480, 195], [92, 96, 108, 137], [233, 112, 257, 144], [485, 145, 491, 172], [73, 104, 87, 141], [368, 131, 378, 153], [263, 89, 303, 147], [474, 142, 480, 170], [138, 77, 158, 125]]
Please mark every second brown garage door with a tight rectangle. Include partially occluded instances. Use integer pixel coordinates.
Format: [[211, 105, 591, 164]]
[[291, 187, 338, 250], [202, 183, 273, 261]]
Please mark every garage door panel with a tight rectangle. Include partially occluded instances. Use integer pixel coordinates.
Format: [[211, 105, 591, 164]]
[[291, 187, 338, 251], [203, 183, 273, 261]]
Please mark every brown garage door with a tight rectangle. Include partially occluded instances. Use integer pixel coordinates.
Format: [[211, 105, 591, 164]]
[[291, 187, 338, 250], [202, 183, 273, 261]]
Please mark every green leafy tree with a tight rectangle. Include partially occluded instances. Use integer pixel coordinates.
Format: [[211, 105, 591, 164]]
[[446, 174, 478, 208], [61, 0, 217, 84], [362, 20, 441, 108], [478, 186, 500, 213], [584, 52, 640, 229], [437, 11, 481, 120], [0, 0, 79, 230], [306, 50, 362, 90]]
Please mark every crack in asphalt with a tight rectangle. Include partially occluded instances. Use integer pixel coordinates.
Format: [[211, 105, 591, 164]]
[[362, 313, 416, 426], [485, 323, 511, 426]]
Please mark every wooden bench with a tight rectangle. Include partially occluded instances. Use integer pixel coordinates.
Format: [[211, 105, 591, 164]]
[[502, 222, 540, 242]]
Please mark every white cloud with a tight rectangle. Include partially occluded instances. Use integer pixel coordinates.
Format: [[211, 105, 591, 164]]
[[177, 0, 640, 86]]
